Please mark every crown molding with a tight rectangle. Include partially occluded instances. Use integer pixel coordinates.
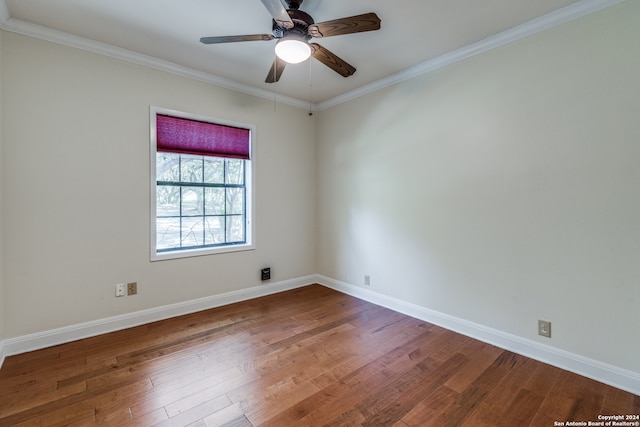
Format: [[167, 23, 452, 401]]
[[0, 6, 310, 110], [0, 0, 626, 111], [316, 0, 625, 110]]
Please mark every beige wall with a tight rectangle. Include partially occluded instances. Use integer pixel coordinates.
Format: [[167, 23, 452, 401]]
[[1, 32, 316, 337], [317, 1, 640, 372]]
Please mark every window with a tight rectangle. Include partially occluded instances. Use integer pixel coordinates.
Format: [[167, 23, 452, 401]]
[[150, 107, 253, 260]]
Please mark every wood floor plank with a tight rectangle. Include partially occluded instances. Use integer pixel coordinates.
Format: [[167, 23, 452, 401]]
[[397, 384, 459, 427], [500, 388, 546, 425], [462, 355, 541, 425], [444, 342, 503, 393], [0, 284, 637, 426], [355, 354, 469, 426], [9, 399, 97, 427], [0, 378, 87, 419], [152, 394, 232, 427], [201, 402, 246, 427], [261, 334, 464, 426]]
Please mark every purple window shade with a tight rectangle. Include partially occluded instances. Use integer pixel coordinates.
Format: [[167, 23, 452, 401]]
[[156, 114, 250, 160]]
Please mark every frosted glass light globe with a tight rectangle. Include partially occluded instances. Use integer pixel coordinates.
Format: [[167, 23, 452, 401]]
[[275, 38, 311, 64]]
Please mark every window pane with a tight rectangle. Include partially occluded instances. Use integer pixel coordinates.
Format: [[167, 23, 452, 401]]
[[180, 155, 203, 183], [227, 215, 244, 242], [181, 217, 204, 247], [156, 185, 180, 216], [204, 157, 224, 184], [156, 217, 181, 249], [226, 188, 244, 215], [157, 152, 180, 182], [182, 187, 203, 216], [226, 159, 244, 185], [205, 188, 225, 215], [204, 216, 225, 244]]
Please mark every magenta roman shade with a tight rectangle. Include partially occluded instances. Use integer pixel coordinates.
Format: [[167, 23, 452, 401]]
[[156, 114, 250, 160]]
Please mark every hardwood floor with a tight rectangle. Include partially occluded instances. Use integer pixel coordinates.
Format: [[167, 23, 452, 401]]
[[0, 285, 638, 426]]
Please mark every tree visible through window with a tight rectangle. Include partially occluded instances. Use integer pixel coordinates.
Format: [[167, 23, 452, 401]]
[[156, 154, 246, 251], [150, 108, 253, 260]]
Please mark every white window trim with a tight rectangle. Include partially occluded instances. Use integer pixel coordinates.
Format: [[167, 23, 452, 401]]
[[149, 106, 255, 261]]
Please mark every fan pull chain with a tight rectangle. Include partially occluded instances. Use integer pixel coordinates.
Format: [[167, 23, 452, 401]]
[[272, 62, 278, 112], [308, 59, 313, 116]]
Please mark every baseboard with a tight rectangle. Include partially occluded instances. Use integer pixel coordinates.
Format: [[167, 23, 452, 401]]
[[2, 274, 638, 396], [315, 274, 640, 396], [0, 275, 315, 364]]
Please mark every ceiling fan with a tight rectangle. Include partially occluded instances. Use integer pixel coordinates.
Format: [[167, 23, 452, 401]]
[[200, 0, 381, 83]]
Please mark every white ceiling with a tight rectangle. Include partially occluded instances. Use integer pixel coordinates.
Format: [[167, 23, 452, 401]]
[[0, 0, 622, 108]]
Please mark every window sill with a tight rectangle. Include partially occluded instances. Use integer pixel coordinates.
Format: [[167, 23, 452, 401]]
[[151, 243, 255, 262]]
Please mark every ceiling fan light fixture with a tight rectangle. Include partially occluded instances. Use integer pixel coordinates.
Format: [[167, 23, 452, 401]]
[[275, 37, 311, 64]]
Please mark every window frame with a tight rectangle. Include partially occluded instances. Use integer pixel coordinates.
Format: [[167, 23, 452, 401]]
[[149, 106, 255, 261]]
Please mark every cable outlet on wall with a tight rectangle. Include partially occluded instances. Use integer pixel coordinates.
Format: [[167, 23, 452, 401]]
[[127, 282, 137, 296]]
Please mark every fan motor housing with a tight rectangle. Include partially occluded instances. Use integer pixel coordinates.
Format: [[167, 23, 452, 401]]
[[272, 9, 314, 39], [287, 0, 304, 10]]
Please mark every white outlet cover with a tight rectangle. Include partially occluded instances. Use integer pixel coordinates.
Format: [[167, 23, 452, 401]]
[[115, 283, 126, 297]]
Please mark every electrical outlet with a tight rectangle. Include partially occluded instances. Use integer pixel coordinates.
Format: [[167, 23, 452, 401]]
[[261, 267, 271, 281], [127, 282, 137, 296], [115, 283, 126, 297], [538, 320, 551, 338], [364, 275, 371, 286]]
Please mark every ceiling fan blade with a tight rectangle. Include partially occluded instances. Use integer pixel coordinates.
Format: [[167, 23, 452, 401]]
[[260, 0, 294, 29], [310, 43, 356, 78], [200, 34, 275, 44], [308, 12, 380, 38], [265, 56, 287, 83]]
